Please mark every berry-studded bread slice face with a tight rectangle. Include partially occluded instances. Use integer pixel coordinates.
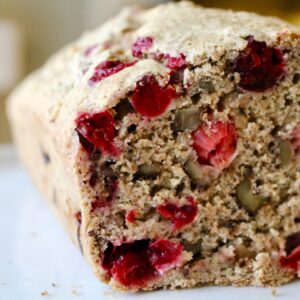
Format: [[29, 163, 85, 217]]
[[7, 1, 300, 292]]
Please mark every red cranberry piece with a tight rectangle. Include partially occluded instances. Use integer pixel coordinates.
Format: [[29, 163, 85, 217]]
[[132, 37, 153, 58], [148, 240, 183, 274], [102, 242, 115, 271], [233, 36, 285, 92], [192, 121, 237, 170], [88, 60, 136, 85], [126, 209, 137, 223], [285, 232, 300, 255], [131, 75, 176, 117], [279, 245, 300, 271], [157, 197, 198, 230], [102, 239, 183, 287], [111, 251, 156, 287], [291, 127, 300, 153], [153, 52, 187, 71], [165, 53, 186, 70], [75, 212, 82, 224], [102, 240, 150, 272], [76, 130, 94, 153], [102, 240, 156, 287], [75, 111, 119, 155]]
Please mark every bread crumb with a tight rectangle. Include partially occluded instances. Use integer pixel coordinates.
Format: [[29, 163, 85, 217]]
[[40, 290, 49, 296], [71, 289, 81, 296], [271, 287, 277, 296], [103, 290, 116, 299]]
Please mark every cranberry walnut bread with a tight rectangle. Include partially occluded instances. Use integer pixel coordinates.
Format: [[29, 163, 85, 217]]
[[7, 1, 300, 291]]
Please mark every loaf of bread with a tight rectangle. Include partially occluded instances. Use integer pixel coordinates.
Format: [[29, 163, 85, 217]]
[[7, 1, 300, 291]]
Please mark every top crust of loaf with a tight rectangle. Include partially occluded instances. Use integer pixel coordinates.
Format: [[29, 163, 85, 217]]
[[7, 1, 300, 162]]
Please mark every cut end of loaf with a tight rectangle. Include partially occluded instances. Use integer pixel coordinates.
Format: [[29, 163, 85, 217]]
[[74, 32, 300, 290]]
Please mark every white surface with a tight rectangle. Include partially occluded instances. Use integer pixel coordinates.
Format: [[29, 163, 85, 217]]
[[0, 144, 299, 300]]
